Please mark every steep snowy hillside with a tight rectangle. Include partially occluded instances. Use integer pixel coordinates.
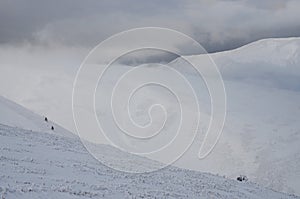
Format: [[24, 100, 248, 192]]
[[0, 123, 298, 199], [0, 95, 73, 138]]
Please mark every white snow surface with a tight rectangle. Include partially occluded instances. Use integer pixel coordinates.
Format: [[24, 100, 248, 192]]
[[0, 123, 297, 199]]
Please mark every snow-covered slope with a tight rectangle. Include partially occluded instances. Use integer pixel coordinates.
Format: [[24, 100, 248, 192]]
[[168, 38, 300, 195], [0, 94, 298, 198], [0, 95, 73, 138], [0, 123, 298, 199]]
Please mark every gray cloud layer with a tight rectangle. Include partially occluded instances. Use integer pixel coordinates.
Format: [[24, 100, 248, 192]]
[[1, 0, 300, 52]]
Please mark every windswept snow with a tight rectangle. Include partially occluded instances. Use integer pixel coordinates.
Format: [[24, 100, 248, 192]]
[[0, 123, 298, 199]]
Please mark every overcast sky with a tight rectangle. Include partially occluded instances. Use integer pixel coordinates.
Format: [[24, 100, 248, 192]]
[[1, 0, 300, 52]]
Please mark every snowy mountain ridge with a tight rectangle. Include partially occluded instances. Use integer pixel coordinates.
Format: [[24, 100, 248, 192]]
[[170, 37, 300, 91]]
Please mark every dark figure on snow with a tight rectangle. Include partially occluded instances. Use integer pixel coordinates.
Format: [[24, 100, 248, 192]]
[[237, 175, 248, 182], [51, 126, 54, 131], [45, 117, 48, 122]]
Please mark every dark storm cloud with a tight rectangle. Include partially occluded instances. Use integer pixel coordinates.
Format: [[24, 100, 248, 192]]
[[0, 0, 300, 52]]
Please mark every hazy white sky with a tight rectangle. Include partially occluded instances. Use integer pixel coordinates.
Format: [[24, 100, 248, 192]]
[[0, 0, 300, 133]]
